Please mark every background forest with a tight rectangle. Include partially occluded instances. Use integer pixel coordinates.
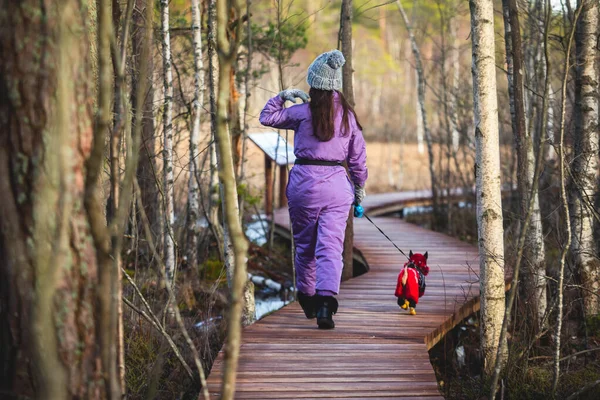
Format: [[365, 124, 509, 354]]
[[0, 0, 598, 399]]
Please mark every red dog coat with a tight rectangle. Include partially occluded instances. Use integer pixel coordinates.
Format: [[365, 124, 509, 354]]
[[394, 252, 429, 305]]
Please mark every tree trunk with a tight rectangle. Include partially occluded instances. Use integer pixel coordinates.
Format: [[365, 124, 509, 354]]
[[229, 61, 243, 178], [340, 0, 354, 282], [502, 0, 547, 331], [570, 0, 599, 317], [469, 0, 507, 376], [395, 0, 440, 224], [161, 0, 176, 285], [91, 0, 122, 396], [111, 0, 135, 391], [238, 0, 253, 218], [415, 70, 425, 154], [187, 0, 205, 272], [546, 86, 556, 160], [0, 0, 108, 397], [216, 0, 251, 398], [133, 0, 160, 243], [554, 3, 581, 391], [207, 1, 253, 325], [449, 17, 460, 152], [207, 0, 225, 259]]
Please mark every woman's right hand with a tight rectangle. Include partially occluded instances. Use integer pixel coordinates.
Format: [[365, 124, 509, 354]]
[[279, 89, 309, 104]]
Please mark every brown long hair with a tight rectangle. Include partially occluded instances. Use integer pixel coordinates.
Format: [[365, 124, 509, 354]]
[[309, 88, 363, 142]]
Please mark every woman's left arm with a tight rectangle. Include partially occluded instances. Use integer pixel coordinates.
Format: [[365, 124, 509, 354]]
[[347, 126, 368, 188], [259, 95, 302, 130]]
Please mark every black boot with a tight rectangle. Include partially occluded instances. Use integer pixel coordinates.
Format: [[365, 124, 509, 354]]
[[297, 292, 317, 319], [316, 296, 339, 330]]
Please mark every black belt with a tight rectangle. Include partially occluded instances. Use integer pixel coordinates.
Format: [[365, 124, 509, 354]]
[[294, 158, 343, 166]]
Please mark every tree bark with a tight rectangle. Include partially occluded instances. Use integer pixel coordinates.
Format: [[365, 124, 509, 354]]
[[395, 0, 440, 223], [469, 0, 507, 377], [554, 3, 582, 391], [449, 17, 460, 152], [570, 0, 599, 317], [340, 0, 354, 282], [91, 0, 123, 397], [187, 0, 205, 272], [133, 0, 160, 242], [207, 1, 253, 324], [415, 69, 425, 154], [216, 0, 251, 398], [502, 0, 547, 331], [207, 0, 225, 259], [229, 61, 243, 178], [111, 0, 134, 391], [238, 0, 253, 217], [0, 0, 109, 397], [161, 0, 176, 285]]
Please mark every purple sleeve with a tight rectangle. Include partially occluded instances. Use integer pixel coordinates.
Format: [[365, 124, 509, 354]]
[[347, 126, 368, 187], [259, 95, 301, 130]]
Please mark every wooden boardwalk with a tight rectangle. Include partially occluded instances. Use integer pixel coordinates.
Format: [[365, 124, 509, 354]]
[[207, 192, 480, 399]]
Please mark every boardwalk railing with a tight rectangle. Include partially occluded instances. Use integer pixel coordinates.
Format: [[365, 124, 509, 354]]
[[206, 191, 482, 399]]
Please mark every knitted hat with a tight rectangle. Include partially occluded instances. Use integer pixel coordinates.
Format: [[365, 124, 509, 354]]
[[306, 50, 345, 91]]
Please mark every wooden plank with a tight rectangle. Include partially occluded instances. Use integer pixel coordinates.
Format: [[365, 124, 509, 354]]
[[205, 192, 481, 398]]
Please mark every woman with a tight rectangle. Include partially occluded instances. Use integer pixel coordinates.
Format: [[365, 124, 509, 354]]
[[260, 50, 368, 329]]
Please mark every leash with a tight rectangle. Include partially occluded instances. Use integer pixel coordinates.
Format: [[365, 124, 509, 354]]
[[354, 204, 410, 261]]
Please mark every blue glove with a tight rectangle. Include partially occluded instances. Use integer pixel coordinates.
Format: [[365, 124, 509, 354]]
[[354, 204, 364, 218], [279, 89, 309, 104]]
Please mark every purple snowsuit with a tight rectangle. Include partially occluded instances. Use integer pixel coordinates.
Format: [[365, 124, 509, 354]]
[[259, 92, 368, 296]]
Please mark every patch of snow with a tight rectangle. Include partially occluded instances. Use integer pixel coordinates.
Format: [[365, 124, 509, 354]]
[[194, 316, 223, 328], [255, 297, 287, 320], [456, 345, 466, 368], [196, 217, 209, 229], [245, 214, 269, 246]]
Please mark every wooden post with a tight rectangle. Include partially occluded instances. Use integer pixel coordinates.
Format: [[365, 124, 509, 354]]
[[265, 154, 273, 215], [279, 165, 288, 208], [340, 0, 355, 282]]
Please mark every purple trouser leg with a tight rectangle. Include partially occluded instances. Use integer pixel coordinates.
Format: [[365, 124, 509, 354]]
[[287, 165, 353, 297], [315, 204, 350, 295], [289, 205, 319, 296]]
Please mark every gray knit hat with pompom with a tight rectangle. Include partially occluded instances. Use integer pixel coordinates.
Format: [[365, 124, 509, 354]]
[[306, 50, 345, 91]]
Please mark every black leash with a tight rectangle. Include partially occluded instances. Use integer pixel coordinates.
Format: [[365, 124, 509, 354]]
[[361, 212, 410, 261]]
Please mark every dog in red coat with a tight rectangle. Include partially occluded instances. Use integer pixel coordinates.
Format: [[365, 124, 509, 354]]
[[395, 250, 429, 315]]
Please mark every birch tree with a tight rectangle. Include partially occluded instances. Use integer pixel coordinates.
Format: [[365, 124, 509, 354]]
[[449, 16, 460, 152], [395, 0, 440, 221], [216, 0, 251, 397], [207, 0, 224, 259], [161, 0, 176, 285], [502, 0, 547, 331], [569, 0, 599, 316], [187, 0, 204, 271], [469, 0, 506, 376], [554, 3, 581, 391]]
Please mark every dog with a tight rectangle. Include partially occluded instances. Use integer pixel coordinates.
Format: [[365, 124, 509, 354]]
[[395, 250, 429, 315]]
